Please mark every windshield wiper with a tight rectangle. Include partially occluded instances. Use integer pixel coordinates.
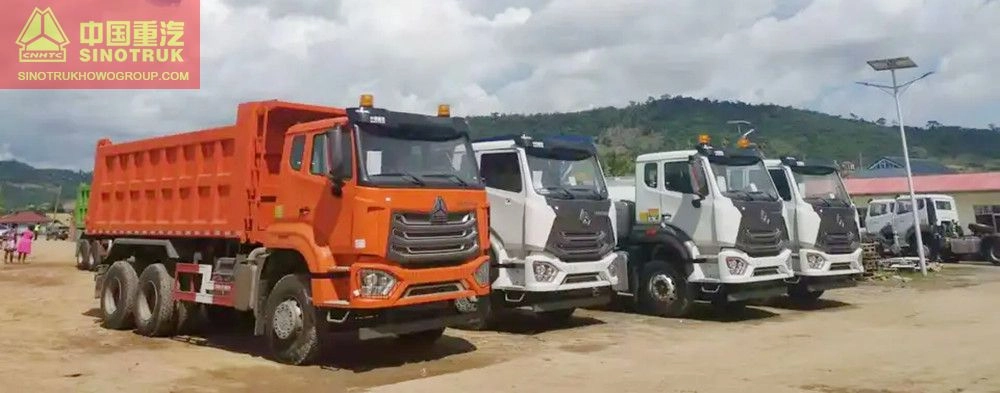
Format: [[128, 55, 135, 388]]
[[423, 173, 469, 187], [747, 190, 778, 201], [543, 187, 575, 199], [725, 190, 754, 201], [570, 187, 604, 200], [375, 172, 426, 186], [804, 196, 833, 207]]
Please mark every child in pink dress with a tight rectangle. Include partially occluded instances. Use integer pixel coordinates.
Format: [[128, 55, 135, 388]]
[[16, 229, 33, 264]]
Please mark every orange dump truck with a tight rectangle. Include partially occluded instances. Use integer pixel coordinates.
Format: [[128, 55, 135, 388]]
[[85, 96, 491, 365]]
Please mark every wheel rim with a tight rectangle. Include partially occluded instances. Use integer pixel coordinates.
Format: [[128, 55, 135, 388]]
[[137, 281, 157, 322], [648, 273, 678, 303], [272, 299, 303, 340], [991, 244, 1000, 262], [103, 277, 121, 314]]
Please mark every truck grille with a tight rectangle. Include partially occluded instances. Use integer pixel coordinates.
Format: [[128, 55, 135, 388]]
[[388, 211, 480, 265], [822, 233, 858, 255], [736, 228, 784, 257], [547, 230, 613, 262]]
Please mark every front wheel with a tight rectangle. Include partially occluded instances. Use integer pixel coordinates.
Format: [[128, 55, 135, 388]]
[[75, 240, 92, 271], [637, 261, 693, 318], [263, 274, 323, 365], [985, 240, 1000, 266]]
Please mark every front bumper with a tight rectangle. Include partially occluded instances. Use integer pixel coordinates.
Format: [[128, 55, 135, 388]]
[[788, 274, 861, 293], [693, 279, 790, 302], [495, 250, 622, 292], [691, 248, 794, 284], [792, 248, 865, 277], [322, 300, 485, 339], [311, 255, 492, 310]]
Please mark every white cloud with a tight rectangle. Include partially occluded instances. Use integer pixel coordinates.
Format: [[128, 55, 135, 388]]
[[1, 0, 998, 169]]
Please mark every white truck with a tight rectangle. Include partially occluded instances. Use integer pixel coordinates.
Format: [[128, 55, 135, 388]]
[[608, 137, 793, 317], [863, 194, 1000, 264], [765, 157, 864, 303], [468, 134, 623, 326]]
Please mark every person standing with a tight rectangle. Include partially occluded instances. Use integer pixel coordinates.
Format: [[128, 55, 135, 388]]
[[2, 228, 16, 264], [16, 227, 34, 264]]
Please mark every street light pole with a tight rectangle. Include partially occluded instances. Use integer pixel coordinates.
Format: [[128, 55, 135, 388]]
[[857, 56, 935, 276]]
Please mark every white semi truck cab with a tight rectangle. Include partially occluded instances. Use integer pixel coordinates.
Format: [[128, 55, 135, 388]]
[[610, 136, 793, 317], [469, 134, 623, 325], [765, 157, 864, 303]]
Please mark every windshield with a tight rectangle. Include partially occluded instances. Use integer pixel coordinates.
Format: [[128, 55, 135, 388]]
[[525, 153, 607, 199], [355, 124, 482, 188], [710, 160, 780, 201], [790, 168, 851, 206]]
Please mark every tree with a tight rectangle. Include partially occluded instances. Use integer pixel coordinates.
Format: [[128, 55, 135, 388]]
[[876, 118, 887, 126], [926, 120, 942, 129], [989, 123, 998, 132]]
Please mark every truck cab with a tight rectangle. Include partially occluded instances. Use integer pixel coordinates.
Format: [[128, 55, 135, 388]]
[[469, 134, 623, 325], [613, 136, 793, 317], [765, 157, 864, 303], [866, 194, 961, 256]]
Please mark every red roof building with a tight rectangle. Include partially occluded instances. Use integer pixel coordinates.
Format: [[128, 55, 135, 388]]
[[0, 211, 52, 225]]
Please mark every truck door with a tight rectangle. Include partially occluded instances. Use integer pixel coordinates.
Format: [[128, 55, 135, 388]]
[[768, 167, 796, 245], [658, 158, 714, 250], [276, 122, 355, 253], [477, 150, 527, 258]]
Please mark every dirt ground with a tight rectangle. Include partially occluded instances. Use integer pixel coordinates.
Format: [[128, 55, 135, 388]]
[[2, 241, 999, 393]]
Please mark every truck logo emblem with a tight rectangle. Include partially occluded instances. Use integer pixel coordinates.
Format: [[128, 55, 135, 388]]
[[760, 210, 770, 225], [836, 214, 845, 228], [430, 196, 448, 223], [579, 209, 592, 226]]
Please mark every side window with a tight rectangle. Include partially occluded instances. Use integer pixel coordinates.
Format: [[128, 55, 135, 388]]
[[663, 161, 694, 194], [643, 162, 658, 188], [289, 135, 306, 171], [309, 133, 327, 176], [480, 152, 522, 193], [935, 200, 952, 210], [768, 169, 792, 201], [869, 203, 884, 217]]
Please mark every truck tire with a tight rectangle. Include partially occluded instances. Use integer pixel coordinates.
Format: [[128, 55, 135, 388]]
[[787, 283, 824, 304], [538, 308, 576, 324], [100, 261, 139, 330], [134, 263, 177, 337], [174, 301, 203, 335], [637, 260, 693, 318], [76, 240, 92, 271], [985, 239, 1000, 266], [263, 274, 323, 365], [396, 328, 446, 346]]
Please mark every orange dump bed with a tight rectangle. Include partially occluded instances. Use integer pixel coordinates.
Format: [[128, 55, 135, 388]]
[[86, 100, 346, 242]]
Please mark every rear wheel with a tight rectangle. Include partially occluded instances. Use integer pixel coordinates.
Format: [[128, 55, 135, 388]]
[[985, 240, 1000, 266], [100, 261, 138, 330], [75, 240, 91, 271], [134, 263, 177, 337], [263, 274, 323, 365], [637, 260, 693, 318]]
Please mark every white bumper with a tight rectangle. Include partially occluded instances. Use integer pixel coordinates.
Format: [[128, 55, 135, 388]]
[[690, 248, 795, 284], [793, 248, 864, 277], [494, 251, 621, 292]]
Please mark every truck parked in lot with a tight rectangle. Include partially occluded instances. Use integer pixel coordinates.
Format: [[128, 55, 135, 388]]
[[84, 96, 492, 365], [765, 157, 864, 303], [608, 136, 794, 317], [74, 183, 109, 271], [863, 194, 1000, 264], [468, 134, 623, 326]]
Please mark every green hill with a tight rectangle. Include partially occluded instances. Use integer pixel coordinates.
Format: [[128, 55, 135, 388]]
[[467, 95, 1000, 176], [0, 160, 91, 213]]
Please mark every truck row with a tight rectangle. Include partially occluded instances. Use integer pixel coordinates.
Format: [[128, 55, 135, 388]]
[[75, 95, 868, 365]]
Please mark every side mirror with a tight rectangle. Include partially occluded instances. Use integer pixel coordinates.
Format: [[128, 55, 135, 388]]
[[688, 160, 706, 208], [327, 127, 348, 197]]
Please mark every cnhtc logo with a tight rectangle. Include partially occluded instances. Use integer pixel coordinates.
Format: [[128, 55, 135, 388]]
[[16, 7, 69, 63], [430, 196, 448, 223], [578, 209, 592, 226]]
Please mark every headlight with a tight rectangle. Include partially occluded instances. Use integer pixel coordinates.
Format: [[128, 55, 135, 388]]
[[358, 269, 397, 298], [607, 258, 617, 277], [533, 261, 559, 282], [806, 253, 827, 270], [474, 259, 491, 287], [725, 256, 748, 275]]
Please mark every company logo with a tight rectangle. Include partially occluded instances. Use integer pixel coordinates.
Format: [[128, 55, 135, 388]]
[[760, 210, 771, 225], [16, 7, 69, 63], [430, 196, 448, 223], [836, 213, 845, 229], [579, 209, 592, 226]]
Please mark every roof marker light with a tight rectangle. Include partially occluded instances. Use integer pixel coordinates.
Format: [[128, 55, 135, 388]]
[[359, 94, 374, 108]]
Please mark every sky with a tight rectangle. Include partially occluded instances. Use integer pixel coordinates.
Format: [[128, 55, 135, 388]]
[[1, 0, 998, 169]]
